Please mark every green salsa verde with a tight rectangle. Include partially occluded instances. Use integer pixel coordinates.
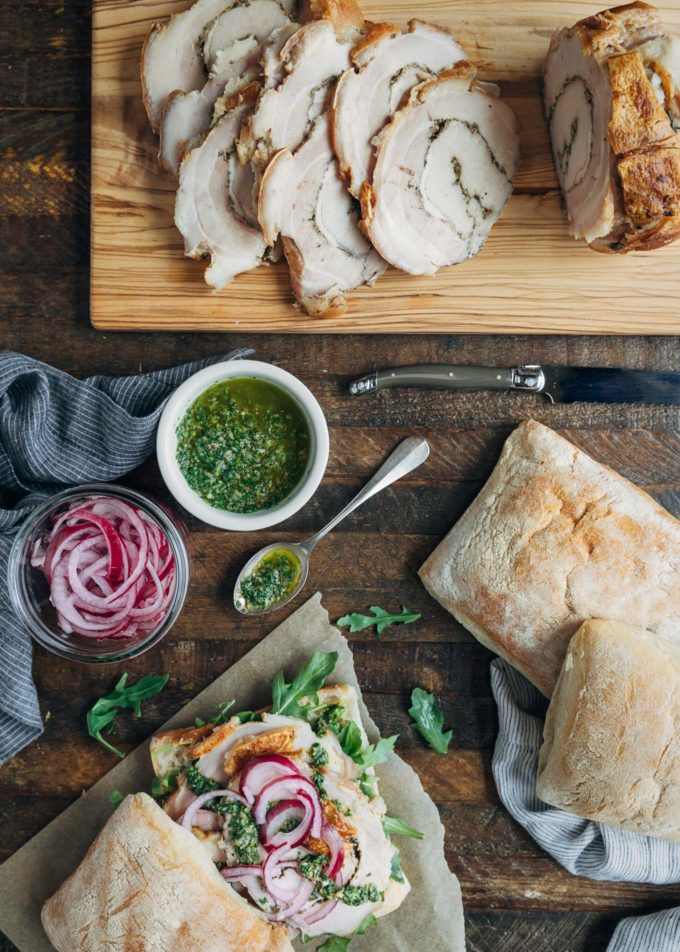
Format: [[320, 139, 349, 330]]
[[240, 548, 301, 611], [176, 377, 311, 513]]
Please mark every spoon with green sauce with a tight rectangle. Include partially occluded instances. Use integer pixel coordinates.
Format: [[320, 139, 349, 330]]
[[234, 436, 430, 616]]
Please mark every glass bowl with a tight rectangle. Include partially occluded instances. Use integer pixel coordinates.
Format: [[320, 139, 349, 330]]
[[7, 484, 191, 663]]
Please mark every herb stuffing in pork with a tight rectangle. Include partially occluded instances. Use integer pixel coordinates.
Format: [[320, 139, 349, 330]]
[[149, 653, 412, 940], [331, 19, 466, 198], [545, 1, 680, 253], [359, 63, 520, 276]]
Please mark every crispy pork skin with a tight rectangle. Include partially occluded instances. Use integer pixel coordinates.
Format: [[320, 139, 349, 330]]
[[258, 115, 386, 315], [545, 1, 680, 252], [175, 85, 267, 289], [359, 64, 519, 276], [331, 20, 465, 197]]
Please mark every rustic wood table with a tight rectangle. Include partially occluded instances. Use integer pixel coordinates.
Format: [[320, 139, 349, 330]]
[[1, 2, 680, 950]]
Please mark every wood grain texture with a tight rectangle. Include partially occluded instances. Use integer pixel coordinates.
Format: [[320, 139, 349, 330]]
[[91, 0, 680, 333]]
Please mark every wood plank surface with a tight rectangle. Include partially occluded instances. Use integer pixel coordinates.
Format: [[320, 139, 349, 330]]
[[2, 0, 680, 949], [91, 0, 680, 334]]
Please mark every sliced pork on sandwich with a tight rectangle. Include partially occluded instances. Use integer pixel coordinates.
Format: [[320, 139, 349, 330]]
[[150, 653, 411, 939], [41, 652, 411, 950]]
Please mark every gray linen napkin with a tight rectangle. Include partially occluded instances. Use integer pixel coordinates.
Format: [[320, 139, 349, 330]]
[[490, 658, 680, 950], [0, 349, 252, 766]]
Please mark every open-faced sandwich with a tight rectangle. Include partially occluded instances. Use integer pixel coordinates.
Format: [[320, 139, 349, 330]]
[[150, 651, 410, 938], [41, 652, 413, 950]]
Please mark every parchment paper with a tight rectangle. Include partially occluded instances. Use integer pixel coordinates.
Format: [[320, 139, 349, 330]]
[[0, 593, 465, 951]]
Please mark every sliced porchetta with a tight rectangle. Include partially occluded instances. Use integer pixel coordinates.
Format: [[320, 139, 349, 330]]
[[160, 66, 259, 174], [545, 2, 680, 252], [159, 14, 300, 174], [142, 0, 299, 133], [237, 12, 364, 180], [175, 84, 267, 289], [258, 114, 386, 315], [331, 19, 466, 197], [142, 0, 233, 131], [201, 0, 297, 70], [359, 64, 520, 276]]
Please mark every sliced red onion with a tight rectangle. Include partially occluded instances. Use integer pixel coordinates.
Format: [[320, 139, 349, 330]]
[[253, 775, 322, 837], [181, 788, 247, 831], [323, 822, 346, 883], [270, 877, 315, 921], [57, 508, 124, 581], [239, 754, 303, 805], [290, 898, 339, 928], [263, 844, 315, 912], [34, 497, 177, 640], [220, 864, 261, 882], [262, 799, 305, 844]]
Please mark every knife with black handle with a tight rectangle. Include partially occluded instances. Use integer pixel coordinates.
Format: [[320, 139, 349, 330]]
[[348, 364, 680, 405]]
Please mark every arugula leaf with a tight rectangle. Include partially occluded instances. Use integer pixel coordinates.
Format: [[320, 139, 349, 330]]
[[354, 735, 397, 770], [382, 815, 424, 840], [336, 605, 421, 637], [318, 937, 351, 952], [354, 735, 397, 799], [359, 778, 375, 799], [195, 701, 256, 730], [355, 914, 378, 935], [213, 699, 236, 725], [86, 673, 169, 758], [271, 651, 338, 719], [109, 789, 124, 806], [338, 720, 363, 759], [408, 687, 452, 755], [151, 770, 178, 800], [389, 845, 405, 883]]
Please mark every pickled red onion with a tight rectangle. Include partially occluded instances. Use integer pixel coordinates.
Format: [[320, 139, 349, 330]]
[[33, 496, 176, 640], [239, 754, 303, 805]]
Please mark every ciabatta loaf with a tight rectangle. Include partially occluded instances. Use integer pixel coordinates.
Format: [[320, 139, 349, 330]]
[[419, 420, 680, 696], [537, 619, 680, 841]]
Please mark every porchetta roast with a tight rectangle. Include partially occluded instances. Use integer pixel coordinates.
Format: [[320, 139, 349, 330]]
[[141, 0, 520, 313], [545, 1, 680, 252]]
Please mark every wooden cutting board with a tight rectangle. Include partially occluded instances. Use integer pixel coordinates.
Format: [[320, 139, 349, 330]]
[[91, 0, 680, 334]]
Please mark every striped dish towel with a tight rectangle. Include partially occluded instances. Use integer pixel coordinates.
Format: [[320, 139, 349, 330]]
[[490, 658, 680, 951], [0, 349, 252, 766]]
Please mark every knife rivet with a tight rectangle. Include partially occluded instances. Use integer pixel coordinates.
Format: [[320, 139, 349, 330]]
[[497, 374, 502, 380]]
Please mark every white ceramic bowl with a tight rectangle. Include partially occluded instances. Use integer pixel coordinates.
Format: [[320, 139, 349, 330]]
[[156, 360, 329, 531]]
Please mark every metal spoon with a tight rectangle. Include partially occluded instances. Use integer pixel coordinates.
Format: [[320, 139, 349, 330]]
[[234, 436, 430, 616]]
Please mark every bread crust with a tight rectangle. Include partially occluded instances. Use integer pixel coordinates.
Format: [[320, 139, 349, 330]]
[[537, 619, 680, 841], [419, 420, 680, 697], [41, 793, 293, 952]]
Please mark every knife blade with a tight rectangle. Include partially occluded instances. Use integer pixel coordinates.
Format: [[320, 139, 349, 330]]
[[348, 364, 680, 405]]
